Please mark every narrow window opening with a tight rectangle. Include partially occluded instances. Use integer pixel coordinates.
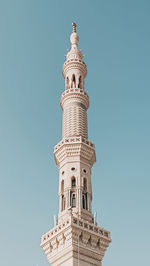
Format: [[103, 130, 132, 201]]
[[82, 195, 85, 209], [66, 77, 69, 89], [61, 180, 64, 194], [71, 74, 76, 88], [78, 76, 82, 88], [71, 193, 76, 207], [82, 193, 87, 210], [62, 195, 65, 211], [72, 177, 76, 188], [61, 180, 65, 211], [83, 178, 87, 191]]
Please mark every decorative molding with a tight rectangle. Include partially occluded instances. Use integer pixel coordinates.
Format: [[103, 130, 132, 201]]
[[63, 59, 87, 78], [54, 137, 96, 167], [54, 136, 95, 152], [41, 216, 111, 265], [61, 88, 89, 110]]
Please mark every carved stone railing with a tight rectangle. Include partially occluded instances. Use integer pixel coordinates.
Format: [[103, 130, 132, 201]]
[[41, 216, 71, 244], [41, 216, 111, 245], [71, 217, 111, 240], [62, 87, 88, 98]]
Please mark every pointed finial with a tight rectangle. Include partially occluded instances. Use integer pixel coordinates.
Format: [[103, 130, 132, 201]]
[[72, 22, 76, 33], [70, 22, 79, 47]]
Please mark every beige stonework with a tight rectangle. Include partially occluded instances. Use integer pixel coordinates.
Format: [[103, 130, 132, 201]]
[[41, 23, 111, 265], [41, 216, 111, 265]]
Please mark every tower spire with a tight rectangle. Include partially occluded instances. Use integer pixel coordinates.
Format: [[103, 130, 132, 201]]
[[69, 22, 79, 50]]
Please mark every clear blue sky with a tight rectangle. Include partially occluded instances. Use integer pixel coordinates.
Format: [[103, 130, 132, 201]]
[[0, 0, 150, 265]]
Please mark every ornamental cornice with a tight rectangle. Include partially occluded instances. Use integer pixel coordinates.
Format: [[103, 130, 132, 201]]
[[60, 88, 89, 109], [54, 136, 95, 152], [63, 59, 87, 78], [54, 136, 96, 167], [41, 216, 111, 264]]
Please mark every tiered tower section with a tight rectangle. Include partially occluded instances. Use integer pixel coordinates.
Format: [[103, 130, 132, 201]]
[[41, 23, 111, 266], [55, 23, 95, 225]]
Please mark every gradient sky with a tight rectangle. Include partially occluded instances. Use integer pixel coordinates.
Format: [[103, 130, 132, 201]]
[[0, 0, 150, 265]]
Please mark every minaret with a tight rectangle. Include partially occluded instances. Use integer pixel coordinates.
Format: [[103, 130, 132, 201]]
[[41, 23, 111, 266]]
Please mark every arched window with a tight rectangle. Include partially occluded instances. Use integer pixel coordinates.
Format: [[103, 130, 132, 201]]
[[71, 74, 76, 88], [61, 180, 64, 195], [82, 194, 86, 209], [66, 77, 69, 89], [82, 193, 87, 210], [78, 76, 82, 88], [72, 177, 76, 188], [71, 193, 76, 207], [83, 178, 87, 191]]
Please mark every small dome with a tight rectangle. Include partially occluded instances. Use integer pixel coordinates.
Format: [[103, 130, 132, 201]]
[[70, 32, 79, 46]]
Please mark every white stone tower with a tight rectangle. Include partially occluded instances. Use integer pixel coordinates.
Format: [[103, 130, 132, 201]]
[[41, 23, 111, 266]]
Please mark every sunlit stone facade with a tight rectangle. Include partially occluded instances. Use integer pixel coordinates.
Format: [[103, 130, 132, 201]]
[[41, 23, 111, 266]]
